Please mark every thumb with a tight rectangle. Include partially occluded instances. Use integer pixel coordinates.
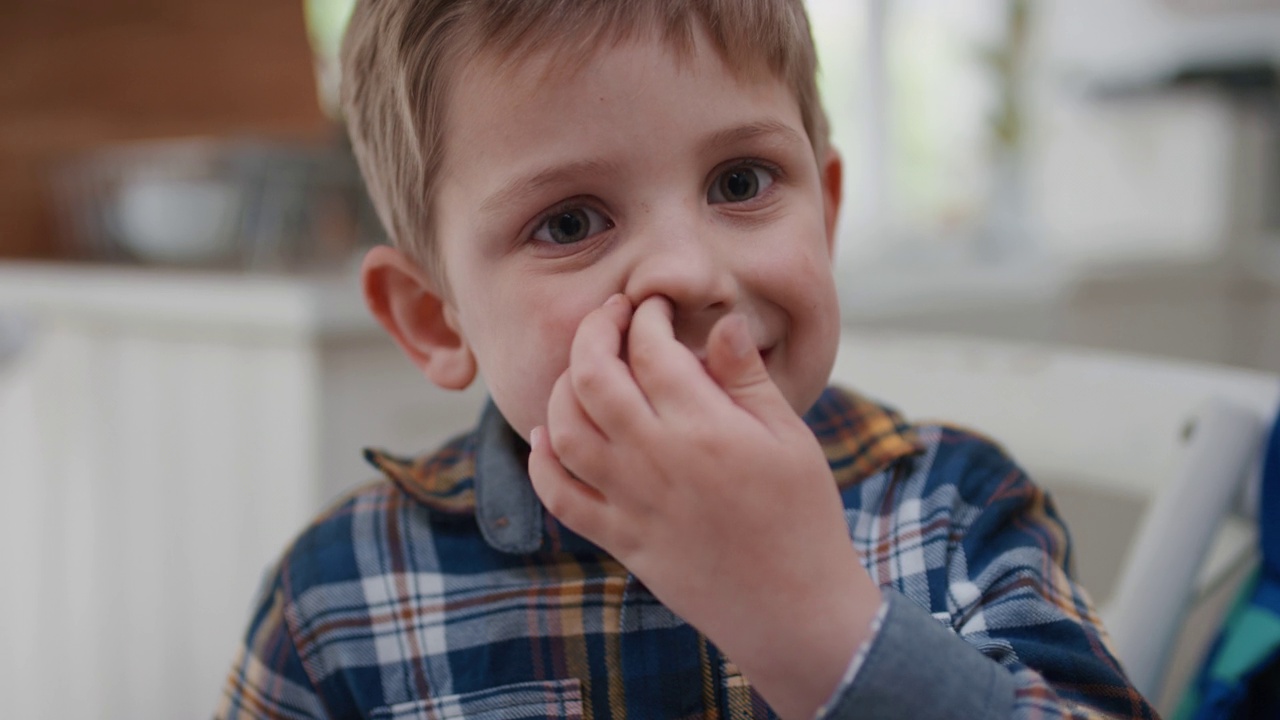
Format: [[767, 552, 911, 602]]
[[705, 314, 792, 419]]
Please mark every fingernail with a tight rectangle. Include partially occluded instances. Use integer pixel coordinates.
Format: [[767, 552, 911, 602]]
[[605, 294, 626, 310], [530, 426, 544, 450], [728, 316, 753, 359]]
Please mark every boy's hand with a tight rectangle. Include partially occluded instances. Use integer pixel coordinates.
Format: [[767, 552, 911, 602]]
[[528, 294, 882, 720]]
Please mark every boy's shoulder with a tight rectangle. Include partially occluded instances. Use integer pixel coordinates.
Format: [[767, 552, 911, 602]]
[[817, 387, 1050, 547], [810, 385, 1024, 497]]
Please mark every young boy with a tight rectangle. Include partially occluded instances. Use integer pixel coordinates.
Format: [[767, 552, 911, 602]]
[[219, 1, 1157, 718]]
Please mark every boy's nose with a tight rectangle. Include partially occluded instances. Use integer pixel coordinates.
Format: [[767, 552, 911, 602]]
[[622, 231, 738, 347]]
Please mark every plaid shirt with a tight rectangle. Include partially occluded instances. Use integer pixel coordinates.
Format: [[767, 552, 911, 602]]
[[218, 387, 1157, 719]]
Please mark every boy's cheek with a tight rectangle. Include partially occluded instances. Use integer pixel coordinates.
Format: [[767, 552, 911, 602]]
[[490, 304, 600, 439]]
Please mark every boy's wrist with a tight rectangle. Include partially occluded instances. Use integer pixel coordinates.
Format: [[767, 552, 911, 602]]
[[706, 549, 884, 720], [813, 599, 891, 719]]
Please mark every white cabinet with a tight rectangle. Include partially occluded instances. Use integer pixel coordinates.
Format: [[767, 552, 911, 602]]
[[0, 263, 486, 720]]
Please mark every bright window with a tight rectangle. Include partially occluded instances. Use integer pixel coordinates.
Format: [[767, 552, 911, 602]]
[[806, 0, 1031, 264]]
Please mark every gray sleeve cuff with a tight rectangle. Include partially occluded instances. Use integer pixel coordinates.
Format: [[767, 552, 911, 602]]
[[821, 589, 1017, 720]]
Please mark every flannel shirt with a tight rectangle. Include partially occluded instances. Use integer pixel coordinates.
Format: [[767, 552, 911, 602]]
[[217, 386, 1158, 719]]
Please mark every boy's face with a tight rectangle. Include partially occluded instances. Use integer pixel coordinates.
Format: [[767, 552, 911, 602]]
[[424, 28, 842, 441]]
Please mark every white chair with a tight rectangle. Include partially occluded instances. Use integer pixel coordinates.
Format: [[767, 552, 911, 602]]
[[830, 330, 1280, 707]]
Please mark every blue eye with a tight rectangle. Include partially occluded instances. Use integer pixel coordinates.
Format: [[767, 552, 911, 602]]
[[708, 164, 775, 204], [531, 206, 612, 245]]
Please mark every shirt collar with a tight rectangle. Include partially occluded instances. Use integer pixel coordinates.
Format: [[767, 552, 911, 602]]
[[364, 386, 924, 556]]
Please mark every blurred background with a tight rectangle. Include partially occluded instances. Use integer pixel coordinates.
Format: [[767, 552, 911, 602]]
[[811, 0, 1280, 371], [0, 0, 1277, 717]]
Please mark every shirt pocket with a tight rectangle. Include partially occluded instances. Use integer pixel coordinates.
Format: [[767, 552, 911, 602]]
[[369, 679, 584, 720]]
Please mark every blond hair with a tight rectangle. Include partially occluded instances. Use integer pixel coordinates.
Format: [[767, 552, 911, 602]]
[[340, 0, 828, 280]]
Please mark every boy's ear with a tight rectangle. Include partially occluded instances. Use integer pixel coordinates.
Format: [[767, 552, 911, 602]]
[[361, 245, 477, 390], [819, 149, 843, 256]]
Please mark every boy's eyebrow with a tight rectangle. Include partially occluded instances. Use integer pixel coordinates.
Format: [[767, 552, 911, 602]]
[[479, 158, 619, 216], [701, 120, 806, 155]]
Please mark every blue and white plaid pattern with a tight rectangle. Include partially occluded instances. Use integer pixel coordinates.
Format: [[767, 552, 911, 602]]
[[218, 387, 1156, 719]]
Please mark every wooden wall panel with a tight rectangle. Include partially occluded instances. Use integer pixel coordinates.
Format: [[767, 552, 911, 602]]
[[0, 1, 331, 259]]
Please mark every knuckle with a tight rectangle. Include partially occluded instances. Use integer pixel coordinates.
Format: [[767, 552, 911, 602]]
[[548, 426, 578, 459], [683, 422, 725, 455], [624, 341, 648, 370], [572, 363, 608, 397], [627, 341, 665, 379]]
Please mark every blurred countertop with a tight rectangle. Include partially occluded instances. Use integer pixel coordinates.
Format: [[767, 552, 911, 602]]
[[0, 261, 378, 339]]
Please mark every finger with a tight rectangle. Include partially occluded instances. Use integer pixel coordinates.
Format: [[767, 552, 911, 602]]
[[704, 313, 795, 426], [626, 295, 720, 416], [546, 369, 612, 487], [527, 426, 612, 544], [569, 294, 654, 437]]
